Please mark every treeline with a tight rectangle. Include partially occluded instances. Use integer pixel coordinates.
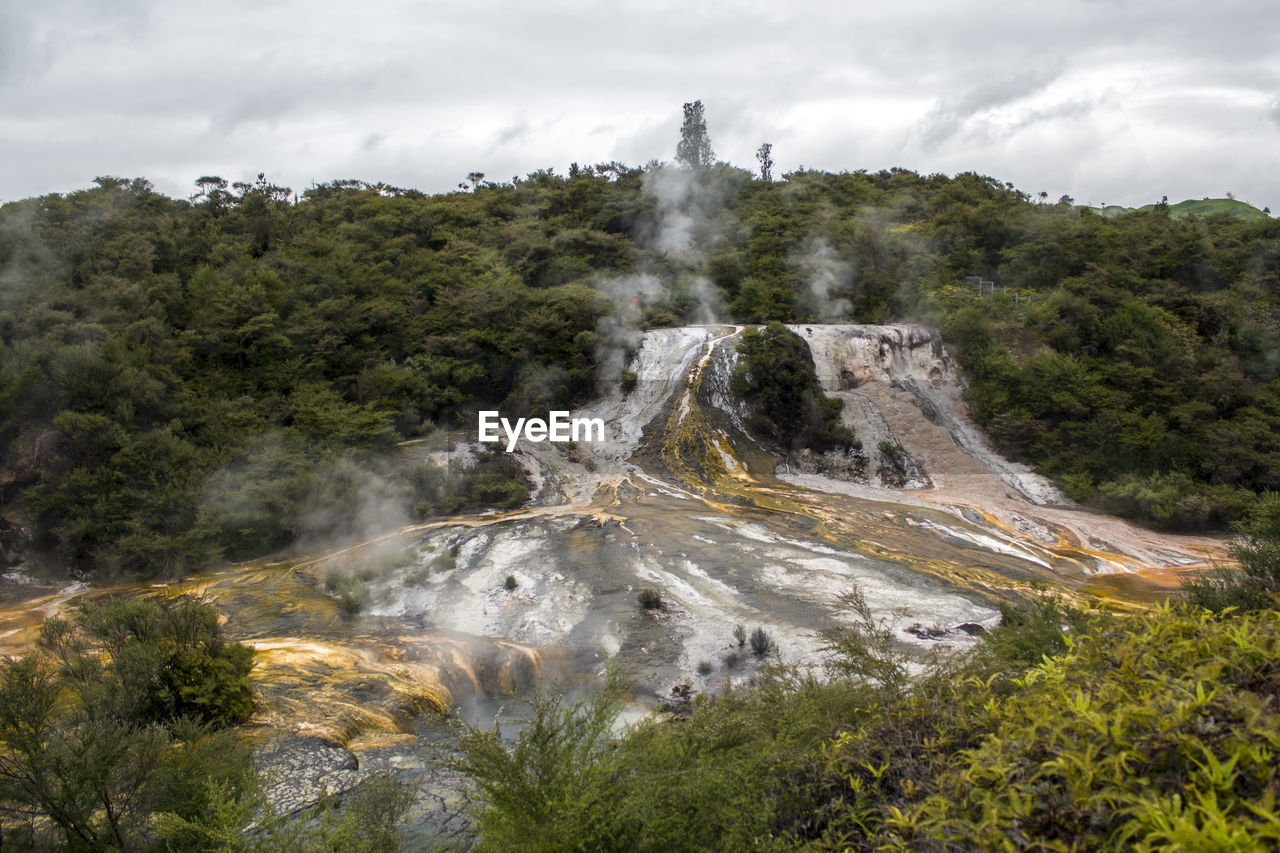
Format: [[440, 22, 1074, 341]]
[[0, 174, 609, 575], [2, 164, 1279, 575], [941, 202, 1280, 529]]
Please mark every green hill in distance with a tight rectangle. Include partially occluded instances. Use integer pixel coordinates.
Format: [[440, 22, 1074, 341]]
[[1092, 196, 1270, 220]]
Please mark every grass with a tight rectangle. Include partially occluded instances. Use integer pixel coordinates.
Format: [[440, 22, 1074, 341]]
[[1096, 197, 1270, 221]]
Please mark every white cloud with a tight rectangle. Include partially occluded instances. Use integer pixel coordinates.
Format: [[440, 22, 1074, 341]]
[[0, 0, 1277, 210]]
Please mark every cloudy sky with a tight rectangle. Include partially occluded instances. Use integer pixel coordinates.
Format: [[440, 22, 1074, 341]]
[[3, 0, 1278, 209]]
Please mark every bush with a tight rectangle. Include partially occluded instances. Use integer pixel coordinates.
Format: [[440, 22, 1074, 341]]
[[1183, 491, 1280, 612], [968, 595, 1076, 674], [336, 582, 370, 617], [449, 666, 630, 851], [887, 606, 1280, 849], [451, 660, 868, 851], [322, 574, 371, 617], [732, 322, 857, 453], [412, 454, 532, 519], [637, 587, 663, 611], [57, 595, 255, 727], [0, 597, 257, 848], [504, 574, 518, 590], [748, 626, 773, 657], [452, 598, 1280, 851], [462, 452, 532, 511], [819, 586, 910, 692], [323, 566, 344, 592]]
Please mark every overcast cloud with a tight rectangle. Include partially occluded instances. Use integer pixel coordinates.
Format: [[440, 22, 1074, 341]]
[[2, 0, 1277, 209]]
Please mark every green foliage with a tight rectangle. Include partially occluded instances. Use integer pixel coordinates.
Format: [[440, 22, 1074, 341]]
[[1183, 491, 1280, 612], [452, 663, 870, 851], [733, 322, 857, 453], [0, 597, 255, 850], [44, 595, 255, 727], [5, 165, 1280, 575], [1132, 197, 1271, 221], [154, 770, 419, 853], [676, 101, 715, 170], [0, 177, 596, 576], [412, 450, 531, 517], [449, 666, 630, 851], [947, 271, 1280, 530], [819, 586, 911, 693], [330, 575, 371, 617], [879, 606, 1280, 851], [967, 595, 1077, 675], [452, 594, 1280, 852]]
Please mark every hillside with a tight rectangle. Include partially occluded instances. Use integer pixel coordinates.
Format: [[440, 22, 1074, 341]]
[[2, 163, 1280, 848], [2, 168, 1280, 579], [1094, 196, 1270, 220]]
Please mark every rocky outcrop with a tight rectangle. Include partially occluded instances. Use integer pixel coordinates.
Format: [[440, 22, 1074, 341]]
[[788, 324, 1064, 505], [254, 733, 362, 815]]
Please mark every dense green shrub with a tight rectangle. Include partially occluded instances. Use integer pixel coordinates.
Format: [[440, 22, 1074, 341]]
[[0, 596, 256, 849], [452, 663, 871, 851], [47, 595, 255, 727], [450, 667, 632, 851], [870, 606, 1280, 851], [1182, 490, 1280, 612], [733, 322, 857, 453], [411, 451, 531, 517]]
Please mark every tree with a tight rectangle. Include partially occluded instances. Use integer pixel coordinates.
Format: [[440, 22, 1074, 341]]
[[0, 597, 256, 849], [732, 322, 857, 453], [460, 171, 485, 192], [1182, 492, 1280, 612], [192, 176, 231, 211], [756, 143, 774, 183], [676, 101, 714, 170]]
